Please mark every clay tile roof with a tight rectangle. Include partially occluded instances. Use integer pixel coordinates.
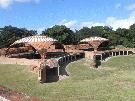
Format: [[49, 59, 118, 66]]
[[80, 37, 109, 42], [30, 42, 54, 50], [9, 35, 59, 51], [12, 35, 57, 45]]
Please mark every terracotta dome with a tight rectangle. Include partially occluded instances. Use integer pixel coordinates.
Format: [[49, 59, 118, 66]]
[[12, 35, 57, 45], [80, 37, 109, 51]]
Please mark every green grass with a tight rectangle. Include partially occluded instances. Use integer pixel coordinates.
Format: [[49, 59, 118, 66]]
[[1, 55, 135, 101]]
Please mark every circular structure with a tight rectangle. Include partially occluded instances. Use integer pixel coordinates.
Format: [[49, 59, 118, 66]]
[[80, 37, 109, 51], [10, 35, 58, 51], [12, 35, 57, 45], [7, 35, 64, 59]]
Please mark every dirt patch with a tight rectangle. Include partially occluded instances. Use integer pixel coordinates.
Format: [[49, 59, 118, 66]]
[[0, 86, 41, 101], [0, 57, 40, 66]]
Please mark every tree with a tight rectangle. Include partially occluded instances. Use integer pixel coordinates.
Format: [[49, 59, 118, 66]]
[[75, 26, 113, 43], [90, 26, 105, 36], [0, 25, 37, 48], [42, 25, 75, 44], [75, 27, 91, 41], [2, 23, 135, 48], [113, 26, 135, 48]]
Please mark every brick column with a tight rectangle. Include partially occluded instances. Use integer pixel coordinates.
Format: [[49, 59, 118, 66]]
[[38, 60, 46, 83]]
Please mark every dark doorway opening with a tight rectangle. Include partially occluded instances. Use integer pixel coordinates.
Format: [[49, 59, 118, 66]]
[[46, 67, 59, 82]]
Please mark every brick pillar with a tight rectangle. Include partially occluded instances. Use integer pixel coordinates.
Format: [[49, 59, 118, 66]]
[[39, 48, 47, 60], [41, 67, 46, 83], [38, 60, 46, 83]]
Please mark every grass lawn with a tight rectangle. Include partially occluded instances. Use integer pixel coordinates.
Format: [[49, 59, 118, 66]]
[[1, 55, 135, 101]]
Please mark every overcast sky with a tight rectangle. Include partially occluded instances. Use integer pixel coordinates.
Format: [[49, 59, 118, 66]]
[[0, 0, 135, 33]]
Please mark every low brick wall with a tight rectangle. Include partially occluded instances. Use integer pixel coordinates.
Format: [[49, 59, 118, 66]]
[[0, 57, 41, 73], [0, 57, 40, 66]]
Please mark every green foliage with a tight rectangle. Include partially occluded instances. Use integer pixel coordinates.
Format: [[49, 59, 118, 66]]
[[0, 25, 37, 48], [75, 24, 135, 48], [75, 27, 91, 41], [1, 23, 135, 48], [42, 25, 75, 44]]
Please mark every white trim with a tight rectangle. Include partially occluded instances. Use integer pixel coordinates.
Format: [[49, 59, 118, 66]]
[[80, 37, 108, 42]]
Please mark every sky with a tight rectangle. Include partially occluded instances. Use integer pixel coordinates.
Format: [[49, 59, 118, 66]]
[[1, 0, 135, 33]]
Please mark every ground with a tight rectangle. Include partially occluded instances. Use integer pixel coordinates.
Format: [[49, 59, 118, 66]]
[[1, 55, 135, 101]]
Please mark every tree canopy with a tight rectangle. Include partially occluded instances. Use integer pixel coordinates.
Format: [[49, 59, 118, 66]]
[[42, 25, 75, 44], [0, 25, 37, 48], [1, 24, 135, 48]]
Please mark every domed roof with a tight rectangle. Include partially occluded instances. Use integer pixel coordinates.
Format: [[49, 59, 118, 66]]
[[80, 37, 108, 42], [12, 35, 57, 45]]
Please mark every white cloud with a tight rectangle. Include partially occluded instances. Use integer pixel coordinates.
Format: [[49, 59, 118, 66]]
[[34, 20, 77, 34], [36, 27, 45, 34], [0, 0, 12, 8], [115, 3, 121, 9], [0, 0, 40, 8], [81, 22, 105, 28], [80, 8, 135, 30], [58, 19, 77, 29], [57, 14, 135, 30], [127, 3, 135, 11], [58, 12, 135, 30], [105, 16, 135, 30], [37, 14, 135, 34], [80, 16, 135, 30], [38, 9, 135, 32], [34, 2, 135, 32], [78, 3, 135, 30]]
